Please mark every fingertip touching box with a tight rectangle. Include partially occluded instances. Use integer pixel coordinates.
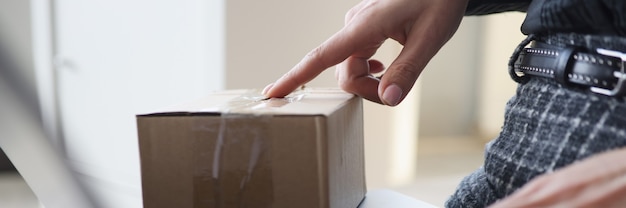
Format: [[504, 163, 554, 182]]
[[136, 89, 366, 208]]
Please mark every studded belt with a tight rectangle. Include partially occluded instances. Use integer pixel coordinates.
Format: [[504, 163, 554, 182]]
[[513, 41, 626, 96]]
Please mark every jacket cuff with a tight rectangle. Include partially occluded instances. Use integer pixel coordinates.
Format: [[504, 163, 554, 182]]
[[465, 0, 531, 15]]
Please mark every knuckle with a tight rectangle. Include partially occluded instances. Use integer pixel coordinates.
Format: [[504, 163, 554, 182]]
[[306, 46, 322, 59], [335, 65, 360, 94], [281, 70, 304, 89], [305, 45, 328, 68], [338, 79, 353, 92], [344, 10, 354, 24], [338, 79, 358, 94], [390, 62, 420, 82]]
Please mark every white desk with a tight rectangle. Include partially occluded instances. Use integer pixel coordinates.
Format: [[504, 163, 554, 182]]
[[358, 189, 438, 208]]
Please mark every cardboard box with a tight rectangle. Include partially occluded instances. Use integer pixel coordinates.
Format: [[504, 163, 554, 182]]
[[136, 89, 365, 208]]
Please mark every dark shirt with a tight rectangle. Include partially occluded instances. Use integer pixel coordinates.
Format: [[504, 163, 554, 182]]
[[466, 0, 626, 36]]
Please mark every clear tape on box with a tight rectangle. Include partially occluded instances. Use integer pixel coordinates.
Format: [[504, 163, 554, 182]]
[[190, 89, 307, 207]]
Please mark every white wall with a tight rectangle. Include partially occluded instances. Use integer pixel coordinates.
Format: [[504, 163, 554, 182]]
[[477, 13, 526, 139], [417, 17, 483, 138], [43, 0, 225, 207], [417, 13, 527, 140], [225, 0, 355, 89]]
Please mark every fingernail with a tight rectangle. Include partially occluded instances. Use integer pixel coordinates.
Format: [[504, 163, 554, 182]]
[[382, 84, 402, 106], [262, 83, 274, 95]]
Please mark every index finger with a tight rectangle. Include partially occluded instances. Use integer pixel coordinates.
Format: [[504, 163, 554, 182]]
[[265, 26, 370, 97]]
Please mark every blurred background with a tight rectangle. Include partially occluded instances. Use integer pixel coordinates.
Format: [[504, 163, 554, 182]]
[[0, 0, 525, 207]]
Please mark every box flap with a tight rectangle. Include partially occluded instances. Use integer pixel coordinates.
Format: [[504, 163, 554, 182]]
[[139, 88, 355, 116]]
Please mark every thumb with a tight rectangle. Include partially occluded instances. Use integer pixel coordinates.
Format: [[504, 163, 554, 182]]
[[378, 61, 421, 106], [378, 9, 463, 106], [375, 0, 466, 106], [378, 43, 429, 106]]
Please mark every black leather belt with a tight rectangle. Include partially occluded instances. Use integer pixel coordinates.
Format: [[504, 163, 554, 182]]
[[514, 41, 626, 96]]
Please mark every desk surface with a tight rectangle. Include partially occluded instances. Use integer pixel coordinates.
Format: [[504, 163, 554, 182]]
[[358, 189, 438, 208]]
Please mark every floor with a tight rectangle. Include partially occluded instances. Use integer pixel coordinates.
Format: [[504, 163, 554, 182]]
[[0, 137, 486, 208]]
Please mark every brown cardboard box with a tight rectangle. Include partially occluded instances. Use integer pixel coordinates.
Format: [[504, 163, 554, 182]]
[[136, 89, 365, 208]]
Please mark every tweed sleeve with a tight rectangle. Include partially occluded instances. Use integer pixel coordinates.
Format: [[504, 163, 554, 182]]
[[465, 0, 531, 15]]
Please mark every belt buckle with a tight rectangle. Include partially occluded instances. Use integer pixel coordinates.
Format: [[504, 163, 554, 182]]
[[590, 48, 626, 96]]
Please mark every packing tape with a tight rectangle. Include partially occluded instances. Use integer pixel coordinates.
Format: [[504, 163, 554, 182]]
[[220, 89, 308, 113], [192, 89, 311, 207], [193, 115, 274, 207]]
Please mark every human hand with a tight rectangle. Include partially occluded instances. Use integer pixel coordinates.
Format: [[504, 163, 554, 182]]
[[489, 147, 626, 208], [263, 0, 469, 106]]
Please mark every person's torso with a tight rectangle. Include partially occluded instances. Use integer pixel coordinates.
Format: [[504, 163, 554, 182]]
[[522, 0, 626, 36]]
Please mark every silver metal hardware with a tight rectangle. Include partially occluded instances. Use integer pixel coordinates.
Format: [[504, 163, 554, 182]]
[[590, 48, 626, 96]]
